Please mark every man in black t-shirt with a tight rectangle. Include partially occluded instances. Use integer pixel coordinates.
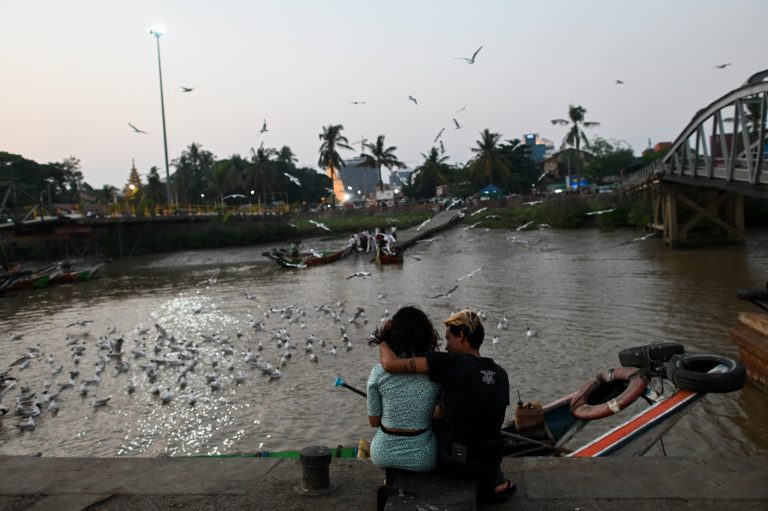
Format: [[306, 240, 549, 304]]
[[379, 309, 515, 501]]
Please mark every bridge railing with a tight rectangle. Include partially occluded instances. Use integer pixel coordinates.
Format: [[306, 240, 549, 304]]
[[623, 75, 768, 196]]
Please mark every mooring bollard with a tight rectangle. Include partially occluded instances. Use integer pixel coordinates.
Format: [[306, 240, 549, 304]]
[[299, 445, 332, 494]]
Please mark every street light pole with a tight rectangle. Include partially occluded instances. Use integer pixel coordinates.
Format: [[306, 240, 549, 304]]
[[149, 26, 172, 209]]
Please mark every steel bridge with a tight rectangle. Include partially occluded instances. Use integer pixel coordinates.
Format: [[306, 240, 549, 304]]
[[624, 70, 768, 246]]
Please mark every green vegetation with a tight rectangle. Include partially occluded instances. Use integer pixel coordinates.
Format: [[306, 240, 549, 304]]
[[473, 196, 647, 230]]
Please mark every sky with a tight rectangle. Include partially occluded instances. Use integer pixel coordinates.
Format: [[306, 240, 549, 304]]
[[2, 0, 767, 189]]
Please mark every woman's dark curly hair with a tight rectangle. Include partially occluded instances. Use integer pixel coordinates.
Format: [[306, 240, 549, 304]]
[[368, 305, 439, 357]]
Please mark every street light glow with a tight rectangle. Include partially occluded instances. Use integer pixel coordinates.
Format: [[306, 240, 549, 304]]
[[148, 25, 166, 36]]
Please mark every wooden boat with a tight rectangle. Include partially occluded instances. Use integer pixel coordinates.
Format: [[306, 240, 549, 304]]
[[52, 262, 104, 283], [0, 263, 61, 292], [263, 245, 354, 268], [329, 344, 745, 459], [375, 247, 404, 265]]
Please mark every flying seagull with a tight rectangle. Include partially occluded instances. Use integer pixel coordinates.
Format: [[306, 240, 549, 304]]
[[181, 86, 195, 92], [66, 320, 94, 328], [714, 63, 732, 69], [309, 219, 330, 231], [615, 80, 624, 85], [349, 100, 366, 105], [455, 45, 483, 64], [434, 128, 445, 142], [439, 140, 445, 154], [346, 272, 372, 280], [260, 119, 268, 134], [431, 284, 459, 299], [455, 102, 468, 113], [408, 95, 418, 105], [585, 208, 615, 216], [128, 123, 146, 134], [452, 118, 462, 129], [284, 173, 301, 187], [457, 267, 482, 282]]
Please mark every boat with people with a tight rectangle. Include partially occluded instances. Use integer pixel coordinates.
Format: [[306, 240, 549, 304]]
[[262, 245, 354, 268], [238, 343, 745, 460], [375, 247, 404, 265]]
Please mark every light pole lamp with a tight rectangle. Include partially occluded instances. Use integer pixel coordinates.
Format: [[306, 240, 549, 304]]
[[148, 25, 172, 209]]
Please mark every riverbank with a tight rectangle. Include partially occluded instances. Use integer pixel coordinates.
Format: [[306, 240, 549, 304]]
[[1, 455, 766, 510]]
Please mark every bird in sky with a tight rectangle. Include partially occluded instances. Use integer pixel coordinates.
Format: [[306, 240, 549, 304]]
[[309, 219, 330, 231], [455, 45, 483, 64], [346, 272, 372, 280], [431, 284, 459, 299], [66, 320, 94, 328], [615, 79, 624, 85], [455, 102, 468, 113], [181, 86, 195, 92], [714, 63, 732, 69], [452, 118, 462, 129], [284, 172, 301, 187], [585, 208, 616, 216], [408, 95, 418, 105], [439, 140, 445, 154], [349, 100, 366, 105], [457, 267, 482, 282], [128, 123, 146, 134], [632, 232, 657, 242], [260, 119, 268, 134], [434, 128, 445, 142]]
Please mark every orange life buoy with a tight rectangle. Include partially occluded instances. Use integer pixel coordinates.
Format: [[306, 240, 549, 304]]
[[569, 367, 648, 420]]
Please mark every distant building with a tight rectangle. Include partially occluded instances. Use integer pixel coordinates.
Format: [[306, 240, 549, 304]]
[[523, 133, 556, 163], [389, 170, 413, 190], [337, 157, 380, 200]]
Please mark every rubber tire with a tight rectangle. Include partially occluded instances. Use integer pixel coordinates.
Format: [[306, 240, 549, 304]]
[[665, 353, 747, 393], [619, 343, 685, 368]]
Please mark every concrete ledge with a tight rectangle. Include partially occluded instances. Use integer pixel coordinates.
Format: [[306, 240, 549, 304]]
[[0, 456, 766, 510]]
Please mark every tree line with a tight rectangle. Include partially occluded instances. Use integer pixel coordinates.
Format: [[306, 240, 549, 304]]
[[1, 105, 656, 209]]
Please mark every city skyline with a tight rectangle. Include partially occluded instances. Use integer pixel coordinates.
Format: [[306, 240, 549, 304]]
[[2, 0, 766, 189]]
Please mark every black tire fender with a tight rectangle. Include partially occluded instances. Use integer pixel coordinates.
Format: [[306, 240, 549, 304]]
[[619, 342, 685, 368], [665, 353, 746, 393]]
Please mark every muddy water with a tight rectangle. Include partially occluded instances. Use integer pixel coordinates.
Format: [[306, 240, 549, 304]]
[[1, 227, 767, 457]]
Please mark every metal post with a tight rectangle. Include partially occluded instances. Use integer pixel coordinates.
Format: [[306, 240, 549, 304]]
[[153, 33, 172, 209], [298, 445, 333, 495]]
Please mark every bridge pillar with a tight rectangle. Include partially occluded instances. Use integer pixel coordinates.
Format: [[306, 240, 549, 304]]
[[652, 184, 744, 247]]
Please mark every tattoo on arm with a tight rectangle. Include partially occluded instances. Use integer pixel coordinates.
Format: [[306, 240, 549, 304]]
[[406, 359, 416, 373]]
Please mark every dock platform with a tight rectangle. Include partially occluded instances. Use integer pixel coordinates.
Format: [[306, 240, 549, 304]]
[[1, 455, 766, 510]]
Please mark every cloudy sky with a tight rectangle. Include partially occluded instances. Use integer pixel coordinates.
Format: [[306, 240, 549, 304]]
[[2, 0, 766, 189]]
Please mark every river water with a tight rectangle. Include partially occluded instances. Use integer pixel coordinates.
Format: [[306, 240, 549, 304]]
[[1, 226, 767, 458]]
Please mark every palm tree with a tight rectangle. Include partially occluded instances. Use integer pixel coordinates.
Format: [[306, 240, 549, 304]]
[[411, 147, 449, 198], [206, 162, 233, 210], [251, 143, 282, 207], [470, 129, 510, 187], [277, 146, 298, 169], [360, 135, 407, 191], [551, 105, 600, 178], [318, 124, 353, 204]]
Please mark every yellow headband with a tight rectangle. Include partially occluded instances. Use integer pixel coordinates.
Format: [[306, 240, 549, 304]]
[[444, 310, 481, 334]]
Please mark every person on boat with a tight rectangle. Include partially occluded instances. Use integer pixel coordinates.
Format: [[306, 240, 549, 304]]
[[378, 309, 515, 502], [288, 242, 300, 258], [389, 226, 397, 241], [367, 306, 441, 482]]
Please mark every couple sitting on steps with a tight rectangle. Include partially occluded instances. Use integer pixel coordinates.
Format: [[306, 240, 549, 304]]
[[367, 307, 516, 507]]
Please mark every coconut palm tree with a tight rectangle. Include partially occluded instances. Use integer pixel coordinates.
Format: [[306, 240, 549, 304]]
[[250, 143, 283, 207], [551, 105, 600, 178], [318, 125, 353, 204], [277, 146, 298, 169], [411, 147, 449, 198], [470, 129, 510, 187], [360, 135, 407, 191], [206, 162, 233, 210]]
